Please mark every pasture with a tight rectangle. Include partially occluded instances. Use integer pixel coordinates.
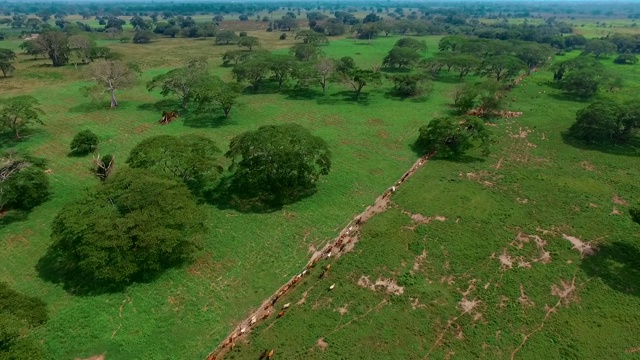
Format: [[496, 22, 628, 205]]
[[0, 10, 639, 360]]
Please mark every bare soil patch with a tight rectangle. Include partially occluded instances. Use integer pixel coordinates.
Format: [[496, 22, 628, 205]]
[[316, 338, 329, 351], [580, 161, 595, 171], [562, 234, 597, 257], [613, 194, 628, 206], [357, 275, 404, 295], [76, 355, 105, 360]]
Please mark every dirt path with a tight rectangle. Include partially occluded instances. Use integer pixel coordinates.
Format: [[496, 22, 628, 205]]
[[205, 152, 434, 360]]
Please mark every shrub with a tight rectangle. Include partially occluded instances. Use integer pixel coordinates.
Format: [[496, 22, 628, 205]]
[[239, 31, 247, 37], [70, 130, 98, 155], [279, 33, 287, 40]]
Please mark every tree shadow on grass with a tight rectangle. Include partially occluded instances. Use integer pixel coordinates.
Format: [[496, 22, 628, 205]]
[[383, 90, 430, 103], [316, 91, 372, 106], [380, 67, 412, 74], [136, 98, 182, 113], [182, 113, 234, 128], [283, 87, 324, 100], [206, 176, 316, 214], [68, 101, 135, 113], [546, 92, 591, 103], [0, 210, 29, 228], [36, 246, 169, 296], [409, 142, 486, 164], [36, 248, 128, 296], [581, 241, 640, 297], [561, 132, 640, 158]]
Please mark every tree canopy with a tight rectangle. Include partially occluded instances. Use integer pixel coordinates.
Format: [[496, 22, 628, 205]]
[[415, 116, 492, 158], [47, 168, 207, 287], [0, 150, 50, 212], [147, 58, 208, 108], [0, 283, 48, 360], [0, 49, 16, 77], [126, 134, 223, 193], [382, 46, 421, 68], [0, 96, 45, 139], [70, 130, 99, 155], [225, 123, 331, 204], [568, 99, 640, 144]]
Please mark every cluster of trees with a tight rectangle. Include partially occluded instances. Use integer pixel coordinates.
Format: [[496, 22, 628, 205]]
[[0, 283, 48, 359], [425, 36, 553, 81], [45, 123, 331, 289], [18, 30, 120, 68], [551, 56, 622, 98], [147, 58, 243, 117]]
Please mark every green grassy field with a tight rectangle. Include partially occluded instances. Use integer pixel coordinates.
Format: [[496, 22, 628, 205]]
[[0, 33, 459, 360], [1, 17, 639, 360], [224, 57, 640, 360]]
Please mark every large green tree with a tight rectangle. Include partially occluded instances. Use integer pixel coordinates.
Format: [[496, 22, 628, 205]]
[[0, 150, 50, 212], [582, 39, 618, 59], [35, 30, 70, 67], [415, 117, 492, 158], [568, 99, 640, 144], [225, 124, 331, 203], [337, 62, 382, 99], [232, 56, 270, 91], [382, 46, 421, 68], [0, 96, 45, 139], [147, 58, 209, 108], [237, 36, 260, 51], [126, 134, 223, 191], [192, 76, 244, 118], [0, 49, 16, 77], [47, 168, 207, 286], [0, 283, 48, 360], [477, 55, 526, 82]]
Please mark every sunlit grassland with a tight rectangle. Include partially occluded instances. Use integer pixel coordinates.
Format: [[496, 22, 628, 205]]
[[0, 32, 465, 359], [227, 54, 640, 360]]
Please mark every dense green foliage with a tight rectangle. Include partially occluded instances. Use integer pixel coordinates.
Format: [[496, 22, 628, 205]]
[[69, 130, 99, 155], [0, 284, 48, 360], [568, 99, 640, 144], [0, 48, 16, 77], [0, 96, 45, 139], [415, 116, 492, 158], [0, 151, 50, 212], [147, 58, 208, 108], [225, 124, 331, 203], [47, 168, 207, 286], [126, 134, 222, 193]]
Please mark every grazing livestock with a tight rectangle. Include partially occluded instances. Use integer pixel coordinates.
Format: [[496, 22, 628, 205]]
[[250, 316, 257, 325], [277, 311, 285, 318], [329, 284, 335, 290], [283, 303, 290, 310], [259, 349, 268, 360], [268, 349, 275, 359], [158, 111, 179, 125], [262, 311, 270, 320]]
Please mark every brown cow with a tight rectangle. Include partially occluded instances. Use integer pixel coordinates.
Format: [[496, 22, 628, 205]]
[[268, 349, 275, 359], [277, 311, 285, 318], [158, 111, 179, 125], [259, 349, 268, 360]]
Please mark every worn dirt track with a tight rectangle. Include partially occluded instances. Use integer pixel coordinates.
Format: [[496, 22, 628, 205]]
[[205, 152, 434, 360]]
